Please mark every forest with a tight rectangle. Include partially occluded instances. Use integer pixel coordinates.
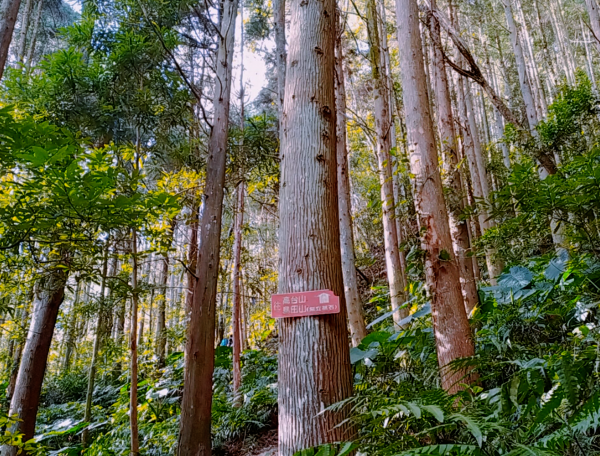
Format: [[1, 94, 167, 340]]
[[0, 0, 599, 453]]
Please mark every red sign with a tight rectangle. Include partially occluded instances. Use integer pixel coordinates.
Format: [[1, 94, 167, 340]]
[[271, 289, 340, 318]]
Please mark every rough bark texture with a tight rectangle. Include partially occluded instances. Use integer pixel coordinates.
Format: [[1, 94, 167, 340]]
[[277, 0, 354, 451], [232, 181, 245, 396], [335, 12, 367, 346], [4, 268, 67, 455], [429, 1, 478, 315], [395, 0, 476, 392], [0, 0, 22, 81], [177, 0, 238, 452], [366, 0, 408, 326]]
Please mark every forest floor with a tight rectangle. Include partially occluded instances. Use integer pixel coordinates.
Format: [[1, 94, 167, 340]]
[[220, 427, 278, 456]]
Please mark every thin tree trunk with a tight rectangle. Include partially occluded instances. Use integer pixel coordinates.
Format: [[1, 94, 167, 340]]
[[513, 0, 547, 116], [156, 219, 176, 368], [185, 202, 199, 313], [274, 0, 286, 113], [4, 265, 68, 454], [366, 0, 408, 326], [16, 0, 33, 63], [24, 0, 42, 74], [277, 0, 354, 451], [6, 288, 33, 409], [503, 0, 539, 132], [62, 280, 81, 373], [0, 0, 23, 80], [585, 0, 600, 54], [395, 0, 476, 393], [336, 10, 367, 346], [178, 0, 238, 452], [429, 0, 479, 315], [129, 230, 140, 456], [82, 242, 110, 447], [231, 181, 244, 399]]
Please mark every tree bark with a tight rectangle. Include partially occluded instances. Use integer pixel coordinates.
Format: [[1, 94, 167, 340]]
[[336, 11, 367, 346], [4, 266, 68, 454], [429, 0, 478, 315], [24, 0, 42, 74], [277, 0, 354, 451], [274, 0, 286, 112], [0, 0, 22, 81], [502, 0, 539, 132], [178, 0, 238, 452], [585, 0, 600, 54], [15, 0, 33, 64], [232, 181, 245, 398], [82, 243, 110, 447], [395, 0, 476, 392], [185, 201, 199, 313], [156, 219, 176, 368], [366, 0, 408, 326], [130, 230, 140, 456]]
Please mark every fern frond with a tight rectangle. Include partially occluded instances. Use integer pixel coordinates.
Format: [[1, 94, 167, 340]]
[[395, 444, 481, 455]]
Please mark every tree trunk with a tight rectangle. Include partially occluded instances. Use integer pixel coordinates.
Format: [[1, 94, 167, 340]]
[[585, 0, 600, 54], [429, 0, 478, 315], [232, 181, 244, 398], [0, 0, 23, 81], [178, 0, 238, 452], [366, 0, 408, 326], [62, 280, 81, 373], [335, 11, 367, 346], [24, 0, 42, 74], [130, 230, 140, 456], [4, 266, 68, 454], [82, 243, 110, 447], [277, 0, 354, 451], [395, 0, 476, 393], [185, 201, 199, 313], [274, 0, 286, 113], [503, 0, 538, 133], [16, 0, 33, 63], [156, 219, 176, 368]]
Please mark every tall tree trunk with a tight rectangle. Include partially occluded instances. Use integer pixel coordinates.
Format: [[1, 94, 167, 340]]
[[513, 0, 547, 117], [82, 243, 110, 447], [185, 201, 199, 313], [274, 0, 286, 113], [129, 230, 140, 456], [4, 265, 68, 454], [156, 219, 176, 368], [5, 287, 33, 410], [585, 0, 600, 54], [366, 0, 408, 326], [15, 0, 33, 63], [335, 11, 367, 346], [24, 0, 42, 74], [0, 0, 23, 81], [395, 0, 476, 393], [62, 280, 81, 373], [231, 181, 244, 398], [503, 0, 539, 132], [429, 0, 478, 315], [277, 0, 354, 451], [178, 0, 238, 452]]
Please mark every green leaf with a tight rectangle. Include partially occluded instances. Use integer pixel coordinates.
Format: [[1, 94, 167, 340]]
[[451, 414, 483, 447]]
